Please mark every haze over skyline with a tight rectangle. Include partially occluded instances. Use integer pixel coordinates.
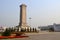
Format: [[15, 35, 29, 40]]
[[0, 0, 60, 28]]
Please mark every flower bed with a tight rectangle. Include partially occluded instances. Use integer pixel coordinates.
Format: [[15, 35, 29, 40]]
[[0, 36, 28, 39]]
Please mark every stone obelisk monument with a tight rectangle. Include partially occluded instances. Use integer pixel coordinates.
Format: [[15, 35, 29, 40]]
[[16, 4, 37, 32], [19, 4, 28, 28]]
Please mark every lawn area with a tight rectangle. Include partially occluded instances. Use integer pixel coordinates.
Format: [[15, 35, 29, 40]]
[[0, 33, 2, 36], [0, 38, 21, 40]]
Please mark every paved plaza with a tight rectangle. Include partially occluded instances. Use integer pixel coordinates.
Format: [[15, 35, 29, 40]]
[[1, 32, 60, 40]]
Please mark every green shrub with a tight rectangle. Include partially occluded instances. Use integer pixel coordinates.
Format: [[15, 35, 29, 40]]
[[2, 28, 11, 36]]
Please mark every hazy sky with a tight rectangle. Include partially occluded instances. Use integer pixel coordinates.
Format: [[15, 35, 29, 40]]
[[0, 0, 60, 28]]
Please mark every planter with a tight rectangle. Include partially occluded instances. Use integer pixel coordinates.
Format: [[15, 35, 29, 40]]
[[0, 36, 28, 39]]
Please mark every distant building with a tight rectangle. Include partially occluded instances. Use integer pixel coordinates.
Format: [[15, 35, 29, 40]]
[[38, 23, 60, 32], [38, 26, 49, 31], [52, 23, 60, 32]]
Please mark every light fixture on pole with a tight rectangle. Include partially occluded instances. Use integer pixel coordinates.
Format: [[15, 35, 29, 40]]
[[29, 17, 32, 27]]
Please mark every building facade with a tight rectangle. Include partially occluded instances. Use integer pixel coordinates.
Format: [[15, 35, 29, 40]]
[[38, 23, 60, 32]]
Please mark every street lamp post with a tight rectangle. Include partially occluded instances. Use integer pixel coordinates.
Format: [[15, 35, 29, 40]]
[[29, 17, 32, 27]]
